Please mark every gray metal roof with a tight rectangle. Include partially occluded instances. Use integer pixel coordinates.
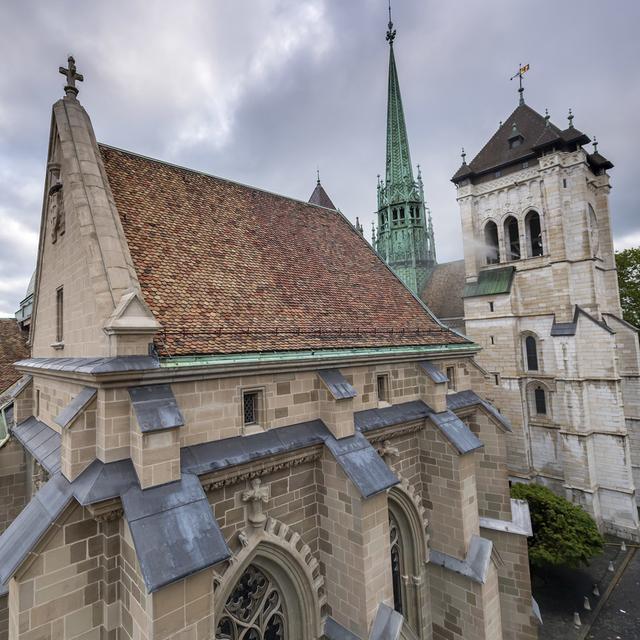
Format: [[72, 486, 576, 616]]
[[550, 321, 576, 336], [12, 417, 61, 474], [14, 356, 160, 374], [121, 473, 229, 592], [72, 458, 138, 505], [369, 603, 403, 640], [182, 420, 327, 476], [0, 473, 73, 586], [429, 535, 493, 584], [317, 369, 357, 399], [430, 410, 483, 455], [446, 390, 512, 432], [354, 400, 432, 433], [418, 361, 448, 384], [54, 387, 97, 428], [324, 617, 361, 640], [128, 384, 184, 433], [324, 431, 399, 498], [2, 375, 32, 403]]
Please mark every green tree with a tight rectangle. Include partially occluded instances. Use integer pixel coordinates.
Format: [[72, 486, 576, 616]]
[[511, 483, 603, 569], [616, 247, 640, 327]]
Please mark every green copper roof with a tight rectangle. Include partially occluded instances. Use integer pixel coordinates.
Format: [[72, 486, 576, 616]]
[[386, 44, 414, 189], [159, 342, 477, 370], [463, 266, 515, 298]]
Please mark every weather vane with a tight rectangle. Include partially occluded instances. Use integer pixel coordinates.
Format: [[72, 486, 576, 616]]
[[510, 63, 529, 105], [386, 0, 396, 44]]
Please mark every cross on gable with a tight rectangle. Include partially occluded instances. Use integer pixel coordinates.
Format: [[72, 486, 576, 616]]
[[59, 55, 84, 98]]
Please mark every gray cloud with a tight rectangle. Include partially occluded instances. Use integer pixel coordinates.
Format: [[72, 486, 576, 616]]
[[1, 0, 639, 316]]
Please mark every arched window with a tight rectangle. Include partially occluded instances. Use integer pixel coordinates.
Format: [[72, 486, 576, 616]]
[[588, 204, 600, 257], [399, 207, 406, 222], [484, 221, 500, 264], [216, 564, 286, 639], [534, 386, 547, 415], [389, 511, 405, 617], [525, 336, 539, 371], [525, 211, 543, 257], [504, 216, 521, 260]]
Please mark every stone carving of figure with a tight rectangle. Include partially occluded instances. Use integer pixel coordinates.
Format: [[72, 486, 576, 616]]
[[49, 181, 65, 243]]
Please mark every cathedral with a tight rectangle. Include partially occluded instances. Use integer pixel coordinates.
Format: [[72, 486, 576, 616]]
[[369, 23, 640, 537], [0, 14, 541, 640]]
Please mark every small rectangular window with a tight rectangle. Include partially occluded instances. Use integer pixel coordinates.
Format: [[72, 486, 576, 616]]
[[35, 389, 40, 417], [522, 161, 529, 169], [56, 287, 64, 343], [563, 178, 567, 188], [493, 373, 500, 386], [377, 374, 390, 403], [490, 336, 495, 345], [446, 366, 456, 392], [489, 301, 495, 312], [242, 390, 261, 426], [495, 170, 502, 178]]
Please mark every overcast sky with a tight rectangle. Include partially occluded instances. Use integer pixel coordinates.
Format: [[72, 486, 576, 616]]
[[1, 0, 639, 317]]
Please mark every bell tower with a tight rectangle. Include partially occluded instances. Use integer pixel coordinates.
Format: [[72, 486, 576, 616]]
[[374, 8, 436, 295]]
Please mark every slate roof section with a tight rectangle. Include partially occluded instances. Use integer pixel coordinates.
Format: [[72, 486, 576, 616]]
[[446, 390, 513, 432], [54, 387, 97, 428], [550, 306, 615, 337], [308, 180, 337, 209], [121, 473, 229, 592], [15, 356, 160, 374], [430, 410, 484, 454], [317, 369, 357, 399], [451, 103, 594, 183], [0, 375, 32, 408], [72, 459, 138, 506], [369, 603, 404, 640], [463, 266, 515, 298], [418, 361, 448, 384], [420, 260, 466, 320], [128, 384, 184, 433], [12, 417, 62, 474], [324, 431, 399, 498], [0, 473, 74, 587], [99, 145, 468, 357], [0, 319, 28, 396], [355, 400, 432, 433]]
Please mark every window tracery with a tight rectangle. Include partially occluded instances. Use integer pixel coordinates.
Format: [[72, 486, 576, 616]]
[[216, 564, 286, 640]]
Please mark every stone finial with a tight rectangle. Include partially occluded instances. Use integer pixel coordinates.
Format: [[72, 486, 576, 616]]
[[544, 109, 550, 126], [568, 108, 574, 128], [242, 477, 270, 527], [59, 55, 84, 98], [592, 135, 599, 153], [461, 147, 467, 164]]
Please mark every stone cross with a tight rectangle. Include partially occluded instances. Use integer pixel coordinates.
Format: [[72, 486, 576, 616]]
[[59, 55, 84, 98], [242, 477, 270, 527]]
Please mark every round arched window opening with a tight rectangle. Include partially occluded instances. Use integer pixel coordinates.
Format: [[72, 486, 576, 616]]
[[525, 211, 543, 257], [484, 221, 500, 264], [504, 216, 521, 261], [525, 336, 539, 371]]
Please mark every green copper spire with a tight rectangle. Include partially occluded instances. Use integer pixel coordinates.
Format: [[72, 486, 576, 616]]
[[375, 7, 436, 295]]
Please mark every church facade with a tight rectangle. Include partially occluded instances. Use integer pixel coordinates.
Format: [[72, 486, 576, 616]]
[[371, 29, 640, 538], [0, 46, 537, 640]]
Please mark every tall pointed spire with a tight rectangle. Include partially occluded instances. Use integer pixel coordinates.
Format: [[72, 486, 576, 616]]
[[385, 8, 414, 190], [374, 6, 436, 295]]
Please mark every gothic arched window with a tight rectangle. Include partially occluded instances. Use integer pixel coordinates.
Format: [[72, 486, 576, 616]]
[[216, 564, 286, 640], [504, 216, 521, 260], [484, 221, 500, 264], [525, 336, 539, 371], [534, 386, 547, 415], [389, 511, 405, 616], [525, 211, 543, 257]]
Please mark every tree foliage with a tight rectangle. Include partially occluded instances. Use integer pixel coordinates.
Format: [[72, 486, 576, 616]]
[[511, 483, 603, 569], [616, 247, 640, 327]]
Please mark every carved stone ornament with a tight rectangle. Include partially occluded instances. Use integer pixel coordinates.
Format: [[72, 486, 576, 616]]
[[242, 477, 270, 528], [48, 164, 65, 243]]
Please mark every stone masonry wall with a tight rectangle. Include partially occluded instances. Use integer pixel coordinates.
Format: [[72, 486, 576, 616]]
[[0, 439, 26, 534]]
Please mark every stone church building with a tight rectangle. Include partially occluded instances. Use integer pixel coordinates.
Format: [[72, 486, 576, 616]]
[[0, 39, 538, 640], [370, 21, 640, 538]]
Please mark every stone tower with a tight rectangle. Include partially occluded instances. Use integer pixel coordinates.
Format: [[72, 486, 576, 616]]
[[451, 87, 640, 539], [374, 13, 436, 295]]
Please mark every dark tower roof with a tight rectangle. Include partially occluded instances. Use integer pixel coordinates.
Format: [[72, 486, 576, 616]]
[[451, 103, 596, 183], [308, 179, 337, 210]]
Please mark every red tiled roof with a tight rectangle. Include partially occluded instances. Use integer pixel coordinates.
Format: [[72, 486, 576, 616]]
[[0, 319, 28, 395], [99, 145, 469, 356]]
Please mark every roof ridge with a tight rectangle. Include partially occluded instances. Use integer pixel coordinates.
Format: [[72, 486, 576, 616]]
[[97, 143, 340, 213]]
